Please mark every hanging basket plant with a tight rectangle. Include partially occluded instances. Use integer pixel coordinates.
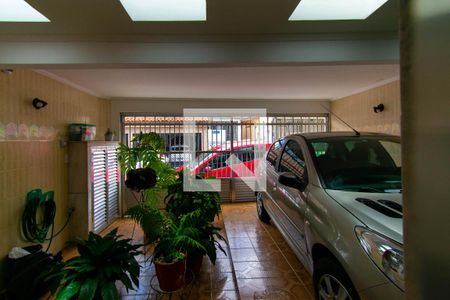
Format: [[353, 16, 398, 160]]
[[117, 132, 176, 204], [125, 167, 157, 192]]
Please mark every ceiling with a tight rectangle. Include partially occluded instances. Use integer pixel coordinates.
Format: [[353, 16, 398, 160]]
[[40, 65, 399, 100], [0, 0, 399, 40], [2, 1, 400, 101]]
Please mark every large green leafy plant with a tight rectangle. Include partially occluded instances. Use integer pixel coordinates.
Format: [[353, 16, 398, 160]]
[[186, 215, 227, 265], [128, 204, 206, 263], [46, 229, 141, 300], [165, 171, 221, 222], [164, 172, 226, 264]]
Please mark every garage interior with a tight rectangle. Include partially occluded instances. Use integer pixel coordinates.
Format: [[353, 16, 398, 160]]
[[0, 0, 449, 299]]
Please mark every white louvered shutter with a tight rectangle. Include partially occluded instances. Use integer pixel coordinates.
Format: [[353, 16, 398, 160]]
[[92, 148, 108, 232], [106, 147, 120, 221], [91, 145, 120, 233]]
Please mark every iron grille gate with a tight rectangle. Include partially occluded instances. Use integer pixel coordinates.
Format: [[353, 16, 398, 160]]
[[121, 114, 328, 206]]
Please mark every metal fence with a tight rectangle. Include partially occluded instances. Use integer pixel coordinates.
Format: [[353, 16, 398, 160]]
[[121, 114, 328, 202]]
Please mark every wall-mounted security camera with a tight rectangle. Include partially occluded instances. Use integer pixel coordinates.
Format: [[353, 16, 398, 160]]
[[32, 98, 48, 109], [373, 103, 385, 113]]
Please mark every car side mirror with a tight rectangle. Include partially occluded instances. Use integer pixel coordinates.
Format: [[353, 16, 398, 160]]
[[278, 172, 307, 191]]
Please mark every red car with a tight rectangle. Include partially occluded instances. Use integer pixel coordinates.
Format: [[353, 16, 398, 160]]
[[176, 143, 271, 178]]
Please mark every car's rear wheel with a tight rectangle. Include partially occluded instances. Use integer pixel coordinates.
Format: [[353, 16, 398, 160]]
[[313, 257, 359, 300], [256, 192, 270, 223]]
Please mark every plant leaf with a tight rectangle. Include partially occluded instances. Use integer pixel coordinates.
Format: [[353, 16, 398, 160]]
[[56, 281, 81, 300], [78, 278, 98, 300], [101, 281, 119, 300], [119, 272, 133, 291]]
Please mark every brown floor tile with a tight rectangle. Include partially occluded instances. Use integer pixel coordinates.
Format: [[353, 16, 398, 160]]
[[248, 235, 275, 247], [234, 261, 296, 279], [211, 272, 237, 291], [212, 289, 240, 300], [212, 258, 234, 273], [198, 256, 213, 273], [305, 284, 315, 297], [295, 268, 313, 285], [184, 289, 212, 300], [237, 277, 312, 300], [230, 248, 259, 262], [254, 248, 286, 262], [225, 228, 250, 238], [282, 251, 308, 274], [228, 236, 253, 249], [194, 271, 211, 289]]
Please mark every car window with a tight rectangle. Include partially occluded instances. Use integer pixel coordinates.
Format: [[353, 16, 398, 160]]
[[279, 140, 307, 182], [310, 137, 401, 192], [267, 139, 284, 166], [208, 152, 231, 169], [236, 146, 254, 162], [344, 140, 396, 167]]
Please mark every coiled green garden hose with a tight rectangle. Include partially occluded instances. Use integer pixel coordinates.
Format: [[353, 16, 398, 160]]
[[22, 189, 71, 251]]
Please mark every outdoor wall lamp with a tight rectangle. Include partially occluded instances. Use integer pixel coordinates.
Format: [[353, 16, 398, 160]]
[[373, 103, 384, 113], [32, 98, 48, 109], [1, 69, 13, 75]]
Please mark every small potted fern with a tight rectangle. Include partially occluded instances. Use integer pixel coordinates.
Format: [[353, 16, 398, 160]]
[[128, 204, 206, 292]]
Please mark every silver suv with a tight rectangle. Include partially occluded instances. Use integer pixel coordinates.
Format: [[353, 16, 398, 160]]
[[257, 132, 404, 300]]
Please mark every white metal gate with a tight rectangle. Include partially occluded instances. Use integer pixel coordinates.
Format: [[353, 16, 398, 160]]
[[122, 114, 328, 204]]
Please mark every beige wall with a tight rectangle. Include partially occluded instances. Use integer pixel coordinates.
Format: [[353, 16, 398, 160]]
[[330, 80, 400, 135], [0, 69, 111, 286]]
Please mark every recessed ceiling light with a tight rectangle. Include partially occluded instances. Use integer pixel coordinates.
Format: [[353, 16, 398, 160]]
[[289, 0, 389, 21], [0, 0, 49, 22], [119, 0, 206, 21]]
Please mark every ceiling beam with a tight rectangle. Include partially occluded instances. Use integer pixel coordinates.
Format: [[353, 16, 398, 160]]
[[0, 39, 398, 67]]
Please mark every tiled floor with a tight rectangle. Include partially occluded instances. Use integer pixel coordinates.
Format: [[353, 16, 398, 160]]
[[221, 202, 314, 300], [98, 216, 239, 300], [86, 202, 313, 299]]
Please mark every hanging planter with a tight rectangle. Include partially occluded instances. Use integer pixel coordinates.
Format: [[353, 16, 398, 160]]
[[125, 167, 157, 191]]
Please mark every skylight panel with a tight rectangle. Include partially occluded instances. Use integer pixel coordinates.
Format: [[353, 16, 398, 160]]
[[0, 0, 49, 22], [120, 0, 206, 21], [289, 0, 389, 21]]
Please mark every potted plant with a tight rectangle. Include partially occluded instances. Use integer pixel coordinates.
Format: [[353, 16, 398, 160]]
[[128, 204, 206, 292], [165, 172, 227, 272], [186, 219, 227, 273], [165, 171, 221, 222], [117, 134, 199, 291], [43, 228, 141, 300]]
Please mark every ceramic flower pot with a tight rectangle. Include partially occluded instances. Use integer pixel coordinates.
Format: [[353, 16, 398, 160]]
[[154, 258, 186, 292]]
